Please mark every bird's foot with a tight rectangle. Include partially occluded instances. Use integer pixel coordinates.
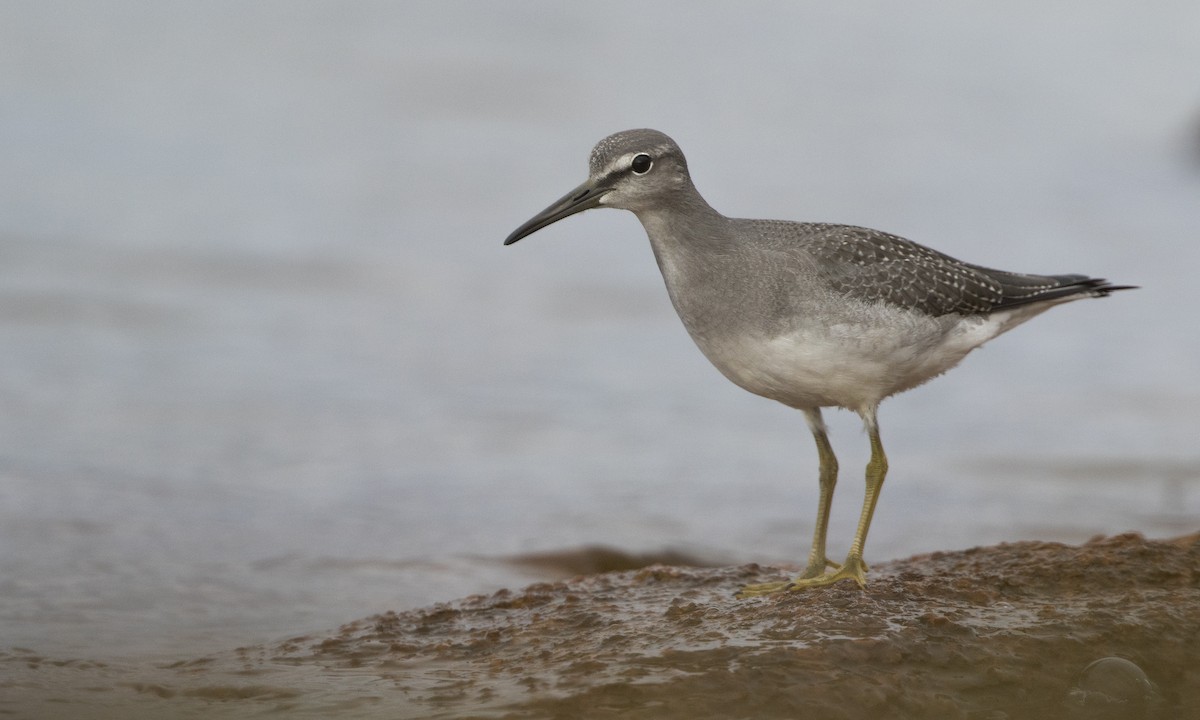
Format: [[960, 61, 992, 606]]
[[788, 554, 868, 589], [736, 555, 869, 598]]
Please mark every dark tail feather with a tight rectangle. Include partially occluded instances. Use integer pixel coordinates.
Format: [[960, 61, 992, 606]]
[[988, 274, 1138, 310], [1085, 279, 1139, 297]]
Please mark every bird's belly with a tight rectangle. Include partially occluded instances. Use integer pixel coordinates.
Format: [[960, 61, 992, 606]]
[[696, 313, 1005, 412]]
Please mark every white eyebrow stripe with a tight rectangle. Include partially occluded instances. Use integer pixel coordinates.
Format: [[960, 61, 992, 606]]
[[606, 152, 641, 175]]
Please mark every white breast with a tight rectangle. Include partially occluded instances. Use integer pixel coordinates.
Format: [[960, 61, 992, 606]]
[[695, 306, 1036, 413]]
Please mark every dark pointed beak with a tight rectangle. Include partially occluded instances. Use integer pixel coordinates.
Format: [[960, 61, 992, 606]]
[[503, 179, 611, 245]]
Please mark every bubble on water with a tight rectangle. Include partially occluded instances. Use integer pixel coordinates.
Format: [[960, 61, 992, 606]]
[[1066, 656, 1159, 717]]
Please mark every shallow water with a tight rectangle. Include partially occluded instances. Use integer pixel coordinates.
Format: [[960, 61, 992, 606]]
[[7, 535, 1194, 719], [1, 0, 1198, 705]]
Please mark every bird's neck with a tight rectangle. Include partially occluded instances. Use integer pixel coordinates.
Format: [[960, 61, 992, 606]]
[[634, 187, 730, 259], [633, 188, 740, 341]]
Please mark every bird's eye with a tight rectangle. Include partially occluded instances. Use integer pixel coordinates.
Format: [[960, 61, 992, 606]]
[[631, 153, 653, 175]]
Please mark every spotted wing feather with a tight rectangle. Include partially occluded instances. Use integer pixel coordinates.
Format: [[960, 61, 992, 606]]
[[754, 221, 1127, 316]]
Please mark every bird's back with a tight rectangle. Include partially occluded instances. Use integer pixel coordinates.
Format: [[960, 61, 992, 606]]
[[743, 220, 1126, 318]]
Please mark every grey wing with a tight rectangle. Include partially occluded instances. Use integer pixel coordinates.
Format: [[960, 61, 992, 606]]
[[773, 223, 1004, 315], [755, 222, 1121, 316]]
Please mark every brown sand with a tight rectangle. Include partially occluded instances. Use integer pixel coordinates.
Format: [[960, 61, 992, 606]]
[[4, 533, 1198, 719]]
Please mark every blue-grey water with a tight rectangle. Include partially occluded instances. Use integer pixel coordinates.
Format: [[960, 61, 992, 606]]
[[1, 0, 1197, 684]]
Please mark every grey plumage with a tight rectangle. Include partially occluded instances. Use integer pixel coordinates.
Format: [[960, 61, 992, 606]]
[[748, 221, 1126, 315], [504, 128, 1134, 594]]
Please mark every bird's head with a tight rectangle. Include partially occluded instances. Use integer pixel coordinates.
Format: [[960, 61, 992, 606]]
[[503, 128, 690, 245]]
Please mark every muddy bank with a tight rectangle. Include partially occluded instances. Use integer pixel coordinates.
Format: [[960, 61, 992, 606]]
[[5, 533, 1198, 719], [297, 533, 1199, 719]]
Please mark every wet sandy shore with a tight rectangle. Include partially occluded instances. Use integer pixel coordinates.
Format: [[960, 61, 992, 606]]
[[4, 532, 1197, 719]]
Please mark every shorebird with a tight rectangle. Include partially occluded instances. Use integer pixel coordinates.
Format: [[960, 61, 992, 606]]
[[503, 129, 1133, 595]]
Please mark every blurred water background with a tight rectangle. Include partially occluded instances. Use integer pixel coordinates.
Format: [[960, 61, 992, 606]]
[[1, 1, 1197, 665]]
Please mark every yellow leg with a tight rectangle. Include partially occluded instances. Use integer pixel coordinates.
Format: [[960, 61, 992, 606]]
[[738, 409, 840, 597], [739, 408, 887, 597], [802, 409, 839, 578]]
